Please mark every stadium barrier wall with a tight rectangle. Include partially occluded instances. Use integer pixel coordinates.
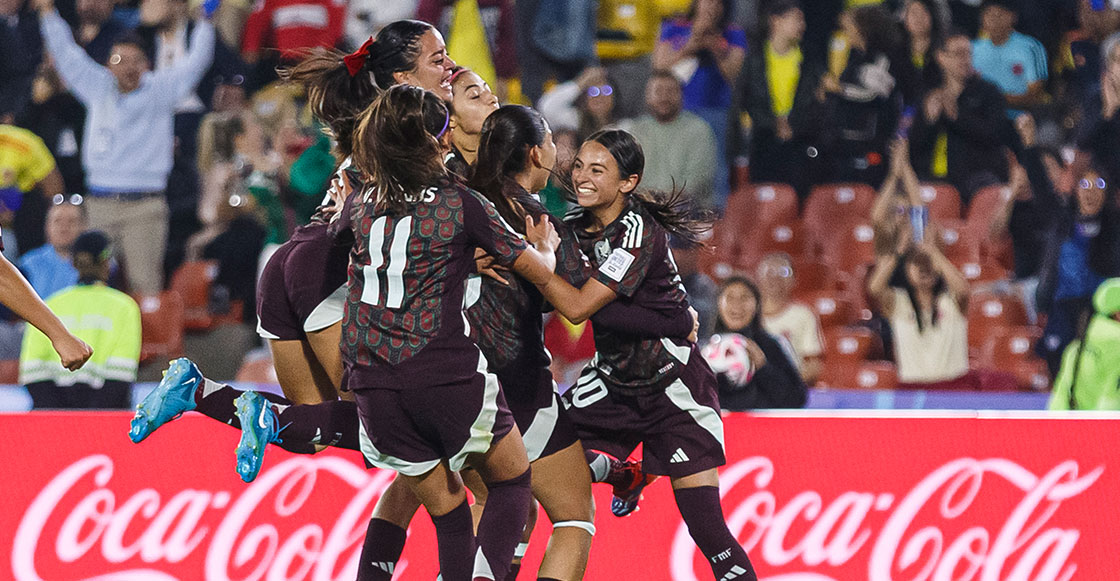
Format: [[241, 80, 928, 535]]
[[2, 411, 1118, 580]]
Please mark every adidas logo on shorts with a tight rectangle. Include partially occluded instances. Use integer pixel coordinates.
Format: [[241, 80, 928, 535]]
[[669, 448, 690, 463]]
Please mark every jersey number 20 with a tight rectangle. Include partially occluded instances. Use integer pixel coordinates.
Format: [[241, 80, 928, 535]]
[[361, 216, 413, 309]]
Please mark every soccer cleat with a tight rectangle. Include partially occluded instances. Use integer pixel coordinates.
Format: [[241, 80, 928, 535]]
[[233, 391, 281, 483], [608, 458, 658, 517], [128, 357, 201, 443]]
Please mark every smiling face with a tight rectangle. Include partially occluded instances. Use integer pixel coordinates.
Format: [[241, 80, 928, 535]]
[[1076, 170, 1108, 217], [571, 140, 635, 218], [393, 29, 456, 101], [451, 70, 499, 136], [108, 43, 149, 94], [718, 281, 759, 331]]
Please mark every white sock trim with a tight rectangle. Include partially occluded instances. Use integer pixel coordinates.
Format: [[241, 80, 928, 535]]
[[589, 453, 610, 483], [514, 542, 530, 559]]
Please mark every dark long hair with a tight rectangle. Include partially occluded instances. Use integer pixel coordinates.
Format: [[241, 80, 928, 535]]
[[713, 276, 765, 338], [889, 247, 946, 333], [566, 129, 711, 247], [353, 85, 449, 215], [277, 20, 433, 157], [468, 105, 548, 235]]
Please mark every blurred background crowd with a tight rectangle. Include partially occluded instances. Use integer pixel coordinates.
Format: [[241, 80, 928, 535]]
[[2, 0, 1119, 409]]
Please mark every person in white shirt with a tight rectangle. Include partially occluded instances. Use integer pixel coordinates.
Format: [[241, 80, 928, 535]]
[[37, 0, 214, 294], [757, 252, 823, 384]]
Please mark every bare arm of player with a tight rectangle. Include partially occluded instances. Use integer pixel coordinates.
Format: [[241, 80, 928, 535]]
[[512, 216, 619, 325], [0, 256, 92, 370]]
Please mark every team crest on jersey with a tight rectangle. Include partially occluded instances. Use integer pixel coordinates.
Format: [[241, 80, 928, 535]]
[[594, 240, 611, 263]]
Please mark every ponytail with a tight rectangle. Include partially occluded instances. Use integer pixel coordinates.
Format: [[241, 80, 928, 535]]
[[468, 105, 549, 235]]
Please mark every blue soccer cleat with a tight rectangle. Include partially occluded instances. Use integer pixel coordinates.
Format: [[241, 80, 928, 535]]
[[129, 358, 202, 443], [609, 458, 658, 517], [233, 391, 281, 483]]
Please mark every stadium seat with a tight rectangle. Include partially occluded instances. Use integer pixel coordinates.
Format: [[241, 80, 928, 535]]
[[965, 184, 1011, 234], [967, 292, 1029, 349], [738, 221, 807, 269], [918, 182, 962, 220], [135, 291, 185, 365], [821, 221, 877, 272], [726, 183, 799, 232], [804, 183, 876, 254], [0, 360, 18, 384], [817, 360, 898, 390], [979, 325, 1043, 369], [1009, 359, 1051, 391], [955, 257, 1011, 284], [934, 219, 980, 264], [798, 291, 858, 330], [791, 259, 836, 295], [169, 260, 243, 331], [822, 326, 879, 364]]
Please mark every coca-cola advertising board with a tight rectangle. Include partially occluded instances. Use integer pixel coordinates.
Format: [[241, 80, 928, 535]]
[[2, 411, 1118, 580]]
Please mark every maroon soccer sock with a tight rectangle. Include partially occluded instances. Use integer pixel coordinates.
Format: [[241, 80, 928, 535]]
[[430, 500, 476, 581], [585, 450, 610, 483], [192, 381, 292, 428], [503, 562, 520, 581], [674, 486, 757, 581], [274, 400, 362, 452], [476, 468, 532, 580], [356, 518, 407, 581]]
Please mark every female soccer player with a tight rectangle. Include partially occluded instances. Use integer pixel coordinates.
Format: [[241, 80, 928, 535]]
[[129, 19, 457, 457], [540, 129, 759, 581]]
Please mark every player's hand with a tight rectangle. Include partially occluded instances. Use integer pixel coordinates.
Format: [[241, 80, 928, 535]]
[[52, 333, 92, 371], [687, 307, 700, 343], [474, 248, 509, 286], [526, 214, 558, 254]]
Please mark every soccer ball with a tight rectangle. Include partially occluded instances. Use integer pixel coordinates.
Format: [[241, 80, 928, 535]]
[[701, 333, 755, 388]]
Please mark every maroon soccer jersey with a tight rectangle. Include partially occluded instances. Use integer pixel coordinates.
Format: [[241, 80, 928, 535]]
[[566, 198, 692, 395], [343, 179, 528, 390]]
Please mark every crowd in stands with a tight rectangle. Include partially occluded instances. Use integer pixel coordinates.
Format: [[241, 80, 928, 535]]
[[2, 0, 1119, 407]]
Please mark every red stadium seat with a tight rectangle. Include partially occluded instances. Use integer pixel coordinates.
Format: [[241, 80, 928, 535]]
[[955, 257, 1011, 284], [818, 360, 898, 390], [170, 260, 218, 331], [967, 292, 1029, 349], [726, 183, 799, 232], [822, 326, 880, 364], [965, 184, 1011, 234], [169, 260, 243, 331], [934, 219, 980, 264], [821, 221, 877, 272], [738, 221, 808, 269], [804, 183, 876, 255], [135, 291, 185, 365], [798, 291, 858, 330], [979, 325, 1043, 369], [918, 182, 962, 220], [791, 259, 836, 295], [0, 360, 18, 385]]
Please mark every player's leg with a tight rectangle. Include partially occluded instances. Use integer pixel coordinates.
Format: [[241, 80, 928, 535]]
[[466, 424, 533, 581], [270, 335, 343, 404], [645, 365, 756, 581], [357, 476, 423, 581], [670, 470, 756, 581], [528, 441, 594, 581], [395, 464, 476, 581]]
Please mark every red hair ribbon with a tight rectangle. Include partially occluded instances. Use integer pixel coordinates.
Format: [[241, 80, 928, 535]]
[[344, 37, 373, 77]]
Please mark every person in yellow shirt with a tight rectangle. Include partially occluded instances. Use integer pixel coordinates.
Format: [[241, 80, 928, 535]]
[[729, 0, 825, 199], [0, 125, 65, 255], [20, 230, 136, 408]]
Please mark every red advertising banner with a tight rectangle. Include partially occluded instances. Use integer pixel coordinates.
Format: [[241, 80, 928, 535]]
[[2, 412, 1118, 580]]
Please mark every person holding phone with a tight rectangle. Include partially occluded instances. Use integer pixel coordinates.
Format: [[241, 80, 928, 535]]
[[868, 220, 974, 389]]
